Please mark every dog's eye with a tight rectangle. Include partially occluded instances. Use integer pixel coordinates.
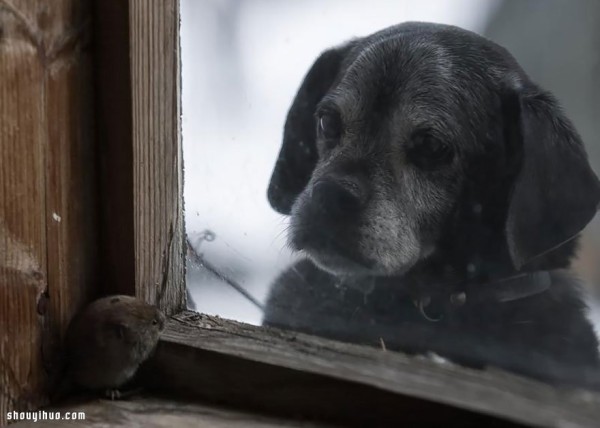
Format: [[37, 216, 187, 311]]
[[407, 132, 453, 169], [317, 113, 342, 145]]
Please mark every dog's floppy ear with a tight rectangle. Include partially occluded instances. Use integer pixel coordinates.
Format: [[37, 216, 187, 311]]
[[267, 42, 356, 214], [505, 87, 600, 269]]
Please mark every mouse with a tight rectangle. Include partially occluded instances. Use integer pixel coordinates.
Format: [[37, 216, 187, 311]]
[[60, 295, 166, 399]]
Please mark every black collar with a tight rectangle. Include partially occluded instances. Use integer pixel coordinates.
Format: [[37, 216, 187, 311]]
[[415, 271, 552, 322]]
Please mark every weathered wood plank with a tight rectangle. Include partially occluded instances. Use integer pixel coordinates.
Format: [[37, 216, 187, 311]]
[[143, 312, 600, 427], [0, 1, 47, 420], [0, 0, 96, 425], [93, 0, 185, 308], [43, 0, 97, 370], [129, 0, 185, 315], [11, 396, 330, 427]]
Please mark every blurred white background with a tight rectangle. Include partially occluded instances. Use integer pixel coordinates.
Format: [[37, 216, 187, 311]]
[[181, 0, 600, 330]]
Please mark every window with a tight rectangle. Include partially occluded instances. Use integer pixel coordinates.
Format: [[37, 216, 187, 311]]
[[2, 1, 600, 426], [180, 0, 600, 424]]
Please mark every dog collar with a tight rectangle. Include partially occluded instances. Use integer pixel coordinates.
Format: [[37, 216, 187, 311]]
[[415, 271, 552, 322]]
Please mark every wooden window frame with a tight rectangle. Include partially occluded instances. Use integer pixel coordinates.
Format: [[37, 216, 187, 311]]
[[95, 0, 185, 312], [2, 0, 600, 426], [100, 2, 600, 426]]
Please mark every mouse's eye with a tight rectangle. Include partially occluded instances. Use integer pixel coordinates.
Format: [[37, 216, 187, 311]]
[[317, 112, 342, 148], [407, 132, 453, 169], [152, 319, 158, 326]]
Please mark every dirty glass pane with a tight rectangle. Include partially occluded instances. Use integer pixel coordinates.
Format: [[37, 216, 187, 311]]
[[181, 0, 600, 388]]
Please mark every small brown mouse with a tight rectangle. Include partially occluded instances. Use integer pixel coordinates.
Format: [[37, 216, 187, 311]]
[[62, 295, 166, 399]]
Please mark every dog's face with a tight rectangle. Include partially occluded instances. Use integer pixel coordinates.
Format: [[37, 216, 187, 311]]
[[269, 23, 600, 277]]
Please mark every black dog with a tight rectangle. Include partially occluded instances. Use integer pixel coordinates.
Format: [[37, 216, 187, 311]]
[[263, 22, 600, 386]]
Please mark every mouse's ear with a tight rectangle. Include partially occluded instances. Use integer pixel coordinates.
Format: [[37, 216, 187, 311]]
[[104, 321, 132, 343], [267, 41, 356, 214], [504, 86, 600, 269]]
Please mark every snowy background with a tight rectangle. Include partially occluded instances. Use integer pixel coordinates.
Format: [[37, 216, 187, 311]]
[[181, 0, 600, 330]]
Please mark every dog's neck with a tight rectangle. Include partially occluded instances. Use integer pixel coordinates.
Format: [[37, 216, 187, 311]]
[[391, 232, 578, 321], [407, 269, 553, 321], [336, 259, 551, 322], [330, 225, 574, 322], [407, 180, 579, 301], [338, 263, 555, 322]]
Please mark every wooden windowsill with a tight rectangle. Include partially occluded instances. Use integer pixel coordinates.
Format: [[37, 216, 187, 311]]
[[13, 396, 331, 428], [136, 311, 600, 427], [12, 312, 600, 427]]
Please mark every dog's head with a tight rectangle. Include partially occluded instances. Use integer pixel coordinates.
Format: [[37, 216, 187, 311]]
[[268, 22, 600, 277]]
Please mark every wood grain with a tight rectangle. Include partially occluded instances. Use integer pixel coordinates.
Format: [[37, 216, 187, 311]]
[[11, 396, 330, 427], [0, 0, 96, 424], [144, 312, 600, 428], [129, 0, 185, 315]]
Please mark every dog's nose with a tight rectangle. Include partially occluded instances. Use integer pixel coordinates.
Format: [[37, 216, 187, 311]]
[[311, 178, 364, 216]]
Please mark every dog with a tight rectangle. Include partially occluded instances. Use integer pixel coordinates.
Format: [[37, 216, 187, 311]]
[[262, 22, 600, 386]]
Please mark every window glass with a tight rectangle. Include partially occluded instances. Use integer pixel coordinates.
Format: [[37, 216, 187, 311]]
[[181, 0, 600, 388]]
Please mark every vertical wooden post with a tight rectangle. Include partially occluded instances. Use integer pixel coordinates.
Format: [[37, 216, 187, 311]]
[[0, 0, 97, 424], [129, 0, 185, 315], [94, 0, 185, 312]]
